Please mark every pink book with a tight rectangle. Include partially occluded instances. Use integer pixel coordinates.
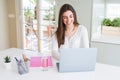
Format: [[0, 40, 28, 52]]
[[30, 56, 41, 67]]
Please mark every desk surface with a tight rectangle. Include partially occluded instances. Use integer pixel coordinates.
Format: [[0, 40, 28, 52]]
[[0, 48, 120, 80]]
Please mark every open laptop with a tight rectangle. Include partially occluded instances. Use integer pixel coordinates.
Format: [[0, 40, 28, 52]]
[[56, 48, 97, 72]]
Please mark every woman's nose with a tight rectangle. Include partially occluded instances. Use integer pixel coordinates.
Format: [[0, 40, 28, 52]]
[[67, 17, 70, 23]]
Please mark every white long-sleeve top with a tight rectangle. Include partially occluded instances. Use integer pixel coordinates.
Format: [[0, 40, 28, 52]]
[[52, 25, 89, 60]]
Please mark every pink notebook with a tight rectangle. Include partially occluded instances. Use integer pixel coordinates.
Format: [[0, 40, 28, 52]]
[[30, 56, 41, 67]]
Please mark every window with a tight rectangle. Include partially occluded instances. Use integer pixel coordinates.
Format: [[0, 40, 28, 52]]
[[106, 4, 120, 19], [21, 0, 55, 53], [91, 1, 120, 44]]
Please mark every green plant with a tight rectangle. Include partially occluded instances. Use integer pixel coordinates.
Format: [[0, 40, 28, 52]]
[[4, 56, 11, 63], [24, 9, 34, 19], [102, 18, 112, 26], [102, 17, 120, 27], [111, 17, 120, 27]]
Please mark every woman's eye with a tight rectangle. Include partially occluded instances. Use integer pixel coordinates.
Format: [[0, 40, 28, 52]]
[[63, 16, 67, 19], [70, 15, 73, 18]]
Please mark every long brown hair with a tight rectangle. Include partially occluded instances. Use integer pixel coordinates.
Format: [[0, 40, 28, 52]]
[[56, 4, 79, 48]]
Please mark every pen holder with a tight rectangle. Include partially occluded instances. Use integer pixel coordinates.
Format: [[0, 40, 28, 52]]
[[25, 61, 30, 72], [16, 60, 30, 75]]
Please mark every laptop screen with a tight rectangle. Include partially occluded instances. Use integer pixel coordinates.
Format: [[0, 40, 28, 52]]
[[58, 48, 97, 72]]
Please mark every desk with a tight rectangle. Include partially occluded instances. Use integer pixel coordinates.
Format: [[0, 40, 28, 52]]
[[0, 48, 120, 80]]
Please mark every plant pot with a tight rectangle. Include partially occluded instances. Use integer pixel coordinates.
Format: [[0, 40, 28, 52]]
[[102, 26, 120, 36], [4, 62, 11, 69]]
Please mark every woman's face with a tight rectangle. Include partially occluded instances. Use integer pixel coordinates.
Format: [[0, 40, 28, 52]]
[[62, 10, 74, 28]]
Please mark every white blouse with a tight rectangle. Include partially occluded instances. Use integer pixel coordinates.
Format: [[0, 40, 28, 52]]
[[52, 25, 89, 60]]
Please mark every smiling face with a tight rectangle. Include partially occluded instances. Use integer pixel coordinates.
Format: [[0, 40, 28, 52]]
[[62, 10, 74, 28]]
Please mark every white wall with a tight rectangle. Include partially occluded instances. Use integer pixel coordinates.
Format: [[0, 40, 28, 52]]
[[91, 42, 120, 66], [0, 0, 10, 51], [106, 0, 120, 3]]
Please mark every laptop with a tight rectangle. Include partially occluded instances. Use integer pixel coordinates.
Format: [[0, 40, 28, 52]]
[[56, 48, 97, 72]]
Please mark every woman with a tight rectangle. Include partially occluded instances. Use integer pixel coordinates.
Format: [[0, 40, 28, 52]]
[[52, 4, 89, 60]]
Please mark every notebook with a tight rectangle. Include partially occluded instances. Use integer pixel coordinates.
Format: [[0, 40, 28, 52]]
[[30, 56, 41, 67], [57, 48, 97, 72]]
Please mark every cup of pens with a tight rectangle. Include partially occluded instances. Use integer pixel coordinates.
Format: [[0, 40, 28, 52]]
[[23, 54, 30, 72], [14, 54, 30, 75]]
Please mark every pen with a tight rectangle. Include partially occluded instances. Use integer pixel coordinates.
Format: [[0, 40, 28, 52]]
[[14, 57, 19, 62], [22, 54, 28, 62]]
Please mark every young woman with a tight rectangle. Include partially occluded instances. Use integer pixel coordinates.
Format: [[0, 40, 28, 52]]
[[52, 4, 89, 60]]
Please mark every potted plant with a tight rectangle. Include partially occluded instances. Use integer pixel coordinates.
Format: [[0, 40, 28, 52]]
[[102, 18, 112, 26], [101, 17, 120, 36], [4, 56, 11, 69], [111, 18, 120, 27]]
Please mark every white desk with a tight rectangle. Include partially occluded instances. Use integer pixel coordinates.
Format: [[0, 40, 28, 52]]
[[0, 48, 120, 80]]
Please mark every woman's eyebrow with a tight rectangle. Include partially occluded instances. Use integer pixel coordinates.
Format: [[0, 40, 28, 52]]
[[70, 14, 73, 16], [63, 13, 73, 17]]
